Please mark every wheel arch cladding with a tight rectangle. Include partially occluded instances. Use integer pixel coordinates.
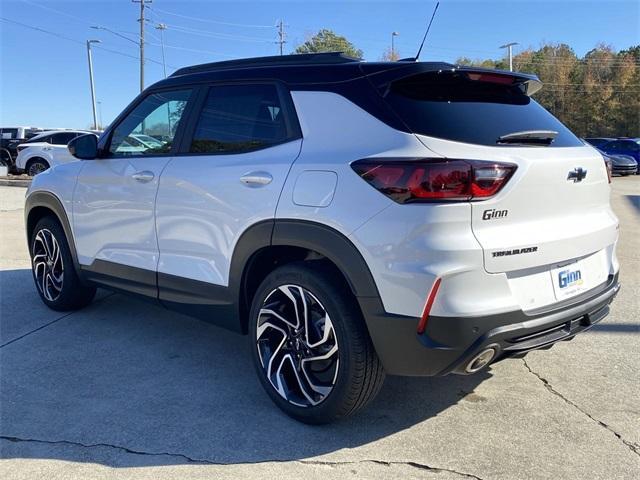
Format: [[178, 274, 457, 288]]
[[270, 220, 380, 298], [25, 191, 81, 274], [236, 219, 382, 334]]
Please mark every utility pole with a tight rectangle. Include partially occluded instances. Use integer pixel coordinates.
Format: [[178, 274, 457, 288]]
[[499, 42, 518, 71], [276, 20, 286, 56], [156, 23, 167, 78], [86, 39, 101, 131], [391, 31, 399, 60], [132, 0, 152, 92]]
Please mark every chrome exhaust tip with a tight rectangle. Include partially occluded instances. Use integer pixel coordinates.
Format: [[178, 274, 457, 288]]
[[465, 347, 497, 374]]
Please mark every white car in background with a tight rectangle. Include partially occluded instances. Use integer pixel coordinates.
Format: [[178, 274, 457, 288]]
[[16, 130, 96, 176]]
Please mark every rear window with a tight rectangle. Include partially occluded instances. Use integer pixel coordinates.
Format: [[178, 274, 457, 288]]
[[383, 71, 582, 147]]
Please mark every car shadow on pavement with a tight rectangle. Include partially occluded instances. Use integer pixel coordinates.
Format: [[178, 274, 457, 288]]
[[1, 268, 489, 467], [625, 195, 640, 213]]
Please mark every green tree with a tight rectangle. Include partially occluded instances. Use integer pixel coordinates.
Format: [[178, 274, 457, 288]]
[[380, 46, 400, 62], [457, 42, 640, 137], [454, 56, 507, 70], [294, 29, 363, 59]]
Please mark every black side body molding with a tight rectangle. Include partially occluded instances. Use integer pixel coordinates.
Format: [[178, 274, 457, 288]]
[[157, 220, 274, 333]]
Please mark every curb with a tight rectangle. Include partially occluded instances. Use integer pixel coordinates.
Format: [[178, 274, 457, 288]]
[[0, 178, 31, 187]]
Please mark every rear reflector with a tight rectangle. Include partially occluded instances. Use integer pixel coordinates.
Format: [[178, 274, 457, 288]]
[[417, 277, 441, 334], [352, 158, 516, 203], [604, 157, 612, 184]]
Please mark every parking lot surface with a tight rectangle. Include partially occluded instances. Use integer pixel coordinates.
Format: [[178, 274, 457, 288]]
[[1, 178, 639, 480]]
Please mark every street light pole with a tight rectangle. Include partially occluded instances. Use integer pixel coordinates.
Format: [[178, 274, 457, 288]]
[[97, 101, 103, 130], [499, 42, 518, 71], [156, 23, 167, 78], [391, 31, 399, 60], [86, 39, 101, 131]]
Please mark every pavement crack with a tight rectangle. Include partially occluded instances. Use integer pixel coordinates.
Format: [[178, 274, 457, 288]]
[[0, 435, 216, 465], [299, 459, 484, 478], [522, 358, 639, 457], [0, 292, 115, 349], [1, 436, 485, 477]]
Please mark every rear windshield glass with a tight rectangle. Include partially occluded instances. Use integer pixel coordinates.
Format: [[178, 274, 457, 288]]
[[383, 71, 582, 147]]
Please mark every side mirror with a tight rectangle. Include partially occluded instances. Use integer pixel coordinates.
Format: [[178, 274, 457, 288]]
[[68, 134, 98, 160]]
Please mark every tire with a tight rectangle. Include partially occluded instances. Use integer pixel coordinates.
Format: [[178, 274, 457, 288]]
[[30, 216, 96, 311], [26, 158, 49, 176], [249, 262, 385, 424]]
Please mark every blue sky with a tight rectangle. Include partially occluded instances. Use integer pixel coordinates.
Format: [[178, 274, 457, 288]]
[[1, 0, 638, 128]]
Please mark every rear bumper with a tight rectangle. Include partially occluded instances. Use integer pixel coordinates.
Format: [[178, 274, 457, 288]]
[[360, 273, 620, 376]]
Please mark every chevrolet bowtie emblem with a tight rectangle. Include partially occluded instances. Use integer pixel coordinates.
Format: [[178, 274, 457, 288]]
[[567, 167, 587, 183]]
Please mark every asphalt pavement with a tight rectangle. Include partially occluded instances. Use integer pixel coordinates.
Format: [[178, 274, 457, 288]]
[[1, 177, 638, 480]]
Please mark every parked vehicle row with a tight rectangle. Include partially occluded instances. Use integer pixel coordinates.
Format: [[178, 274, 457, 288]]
[[25, 53, 620, 424], [1, 126, 44, 171], [7, 133, 637, 179], [15, 130, 95, 176], [585, 137, 640, 175], [1, 127, 103, 175], [3, 129, 169, 176]]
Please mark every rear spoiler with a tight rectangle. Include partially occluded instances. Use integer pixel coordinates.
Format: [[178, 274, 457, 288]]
[[456, 66, 543, 96], [363, 62, 543, 96]]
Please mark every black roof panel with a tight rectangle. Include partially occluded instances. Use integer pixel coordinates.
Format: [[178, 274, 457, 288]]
[[153, 54, 540, 94], [170, 52, 361, 77]]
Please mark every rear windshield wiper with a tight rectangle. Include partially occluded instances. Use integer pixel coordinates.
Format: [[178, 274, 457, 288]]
[[497, 130, 558, 146]]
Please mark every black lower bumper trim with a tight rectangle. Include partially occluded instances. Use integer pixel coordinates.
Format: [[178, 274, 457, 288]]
[[360, 273, 620, 376]]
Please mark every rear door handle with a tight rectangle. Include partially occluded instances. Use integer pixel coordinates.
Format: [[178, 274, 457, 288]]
[[240, 171, 273, 187], [132, 170, 155, 183]]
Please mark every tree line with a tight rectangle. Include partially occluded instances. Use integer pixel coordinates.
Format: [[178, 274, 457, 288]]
[[294, 30, 639, 137], [456, 44, 640, 137]]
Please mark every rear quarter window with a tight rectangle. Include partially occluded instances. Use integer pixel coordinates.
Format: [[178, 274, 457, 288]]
[[383, 71, 582, 147]]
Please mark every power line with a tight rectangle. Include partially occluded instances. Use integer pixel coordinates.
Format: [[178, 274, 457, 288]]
[[0, 16, 170, 67], [19, 0, 162, 46], [157, 23, 272, 43], [149, 6, 273, 29], [18, 0, 101, 27], [146, 41, 236, 58]]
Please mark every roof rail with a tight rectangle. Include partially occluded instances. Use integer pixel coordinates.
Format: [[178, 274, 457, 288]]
[[170, 52, 361, 77]]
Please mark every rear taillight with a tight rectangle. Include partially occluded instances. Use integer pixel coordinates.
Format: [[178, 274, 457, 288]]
[[351, 158, 516, 203]]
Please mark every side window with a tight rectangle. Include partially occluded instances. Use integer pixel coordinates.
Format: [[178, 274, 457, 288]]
[[30, 135, 52, 144], [109, 89, 192, 157], [50, 132, 77, 145], [190, 84, 291, 154]]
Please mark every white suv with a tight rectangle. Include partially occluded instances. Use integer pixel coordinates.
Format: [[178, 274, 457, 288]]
[[16, 130, 94, 176], [24, 53, 620, 424]]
